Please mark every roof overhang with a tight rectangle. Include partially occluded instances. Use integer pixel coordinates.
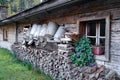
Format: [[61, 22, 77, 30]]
[[0, 0, 91, 25]]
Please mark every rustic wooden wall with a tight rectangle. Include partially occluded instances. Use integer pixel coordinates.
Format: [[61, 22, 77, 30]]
[[17, 23, 31, 42], [1, 0, 120, 75], [0, 27, 2, 41], [0, 24, 16, 50], [16, 8, 120, 74]]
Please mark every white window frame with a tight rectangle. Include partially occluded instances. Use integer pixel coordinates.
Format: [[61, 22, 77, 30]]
[[77, 15, 110, 61], [86, 20, 106, 46]]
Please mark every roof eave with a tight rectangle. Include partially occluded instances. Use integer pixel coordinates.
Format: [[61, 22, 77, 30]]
[[0, 0, 85, 25]]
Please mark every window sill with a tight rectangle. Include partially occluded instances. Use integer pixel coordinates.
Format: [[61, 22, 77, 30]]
[[3, 39, 8, 41], [95, 55, 109, 61]]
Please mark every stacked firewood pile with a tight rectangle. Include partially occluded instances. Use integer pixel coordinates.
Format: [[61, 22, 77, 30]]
[[80, 66, 119, 80], [11, 43, 120, 80]]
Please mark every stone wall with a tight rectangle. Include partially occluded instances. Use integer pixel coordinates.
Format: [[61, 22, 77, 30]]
[[0, 41, 12, 50]]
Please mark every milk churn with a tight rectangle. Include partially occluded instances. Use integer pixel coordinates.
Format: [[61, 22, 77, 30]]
[[30, 24, 38, 36], [47, 22, 58, 36], [40, 24, 48, 36], [54, 26, 66, 42], [34, 25, 42, 40]]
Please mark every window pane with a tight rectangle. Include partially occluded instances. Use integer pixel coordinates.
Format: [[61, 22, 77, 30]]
[[88, 38, 96, 45], [3, 29, 8, 41], [86, 21, 96, 36], [100, 38, 105, 55], [100, 38, 105, 46], [100, 20, 105, 36]]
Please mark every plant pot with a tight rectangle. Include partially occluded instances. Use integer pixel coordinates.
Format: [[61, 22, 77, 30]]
[[93, 46, 104, 55]]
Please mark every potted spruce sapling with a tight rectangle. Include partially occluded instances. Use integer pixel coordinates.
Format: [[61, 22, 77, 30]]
[[71, 36, 96, 67]]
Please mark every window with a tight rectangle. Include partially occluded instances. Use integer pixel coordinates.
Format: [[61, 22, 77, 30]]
[[3, 29, 8, 41], [77, 15, 110, 61], [86, 19, 105, 46]]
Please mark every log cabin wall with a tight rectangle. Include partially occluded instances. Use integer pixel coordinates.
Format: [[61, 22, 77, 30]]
[[0, 24, 16, 50], [15, 8, 120, 75], [1, 0, 120, 78], [17, 23, 32, 42]]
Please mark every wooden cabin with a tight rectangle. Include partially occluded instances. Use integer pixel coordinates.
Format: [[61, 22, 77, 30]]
[[0, 0, 120, 79]]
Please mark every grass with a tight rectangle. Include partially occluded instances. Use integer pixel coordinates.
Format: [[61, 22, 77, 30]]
[[0, 48, 53, 80]]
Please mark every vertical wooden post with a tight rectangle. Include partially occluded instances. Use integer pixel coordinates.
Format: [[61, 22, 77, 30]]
[[15, 22, 18, 42]]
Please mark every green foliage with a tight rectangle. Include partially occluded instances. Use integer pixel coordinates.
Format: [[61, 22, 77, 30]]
[[0, 0, 43, 16], [71, 36, 96, 67], [0, 0, 13, 6], [7, 0, 41, 16], [0, 0, 45, 16], [0, 48, 53, 80], [11, 4, 17, 12], [19, 0, 25, 11], [0, 0, 7, 6]]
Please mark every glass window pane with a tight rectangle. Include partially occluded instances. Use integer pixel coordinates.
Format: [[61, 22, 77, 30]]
[[86, 21, 96, 36], [88, 38, 96, 45], [100, 38, 105, 46], [100, 20, 105, 36]]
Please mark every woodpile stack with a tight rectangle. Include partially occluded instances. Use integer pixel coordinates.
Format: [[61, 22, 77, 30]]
[[11, 43, 120, 80]]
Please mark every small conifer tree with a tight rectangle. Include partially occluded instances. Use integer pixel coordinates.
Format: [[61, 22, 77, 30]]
[[71, 36, 96, 67]]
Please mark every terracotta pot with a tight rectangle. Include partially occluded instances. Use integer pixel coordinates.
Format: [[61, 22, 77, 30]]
[[93, 46, 104, 55]]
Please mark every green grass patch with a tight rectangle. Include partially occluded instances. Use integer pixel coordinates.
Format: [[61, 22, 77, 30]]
[[0, 48, 53, 80]]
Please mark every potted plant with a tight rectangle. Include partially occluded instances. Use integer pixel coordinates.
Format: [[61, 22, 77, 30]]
[[71, 36, 96, 67], [93, 45, 104, 55]]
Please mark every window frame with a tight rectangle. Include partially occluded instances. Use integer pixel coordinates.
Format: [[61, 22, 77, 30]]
[[0, 27, 2, 34], [77, 15, 110, 61], [3, 28, 8, 41], [85, 20, 106, 46]]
